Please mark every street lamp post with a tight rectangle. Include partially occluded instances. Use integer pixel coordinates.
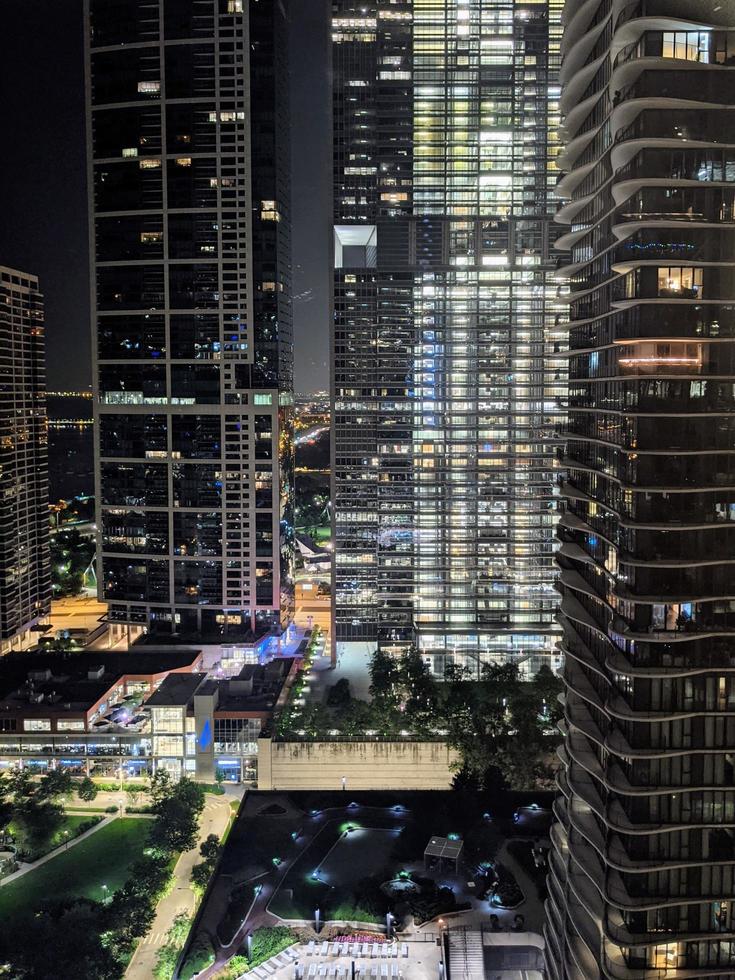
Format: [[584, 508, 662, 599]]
[[315, 908, 321, 934]]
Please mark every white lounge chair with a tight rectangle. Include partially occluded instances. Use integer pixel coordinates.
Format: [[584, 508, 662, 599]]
[[328, 967, 336, 977], [371, 968, 378, 979], [391, 946, 398, 959], [380, 945, 388, 958], [321, 942, 329, 956], [318, 965, 327, 977], [341, 943, 349, 957], [308, 964, 317, 978], [361, 944, 370, 957], [391, 965, 398, 978], [401, 945, 408, 958], [307, 941, 316, 956], [371, 944, 379, 958], [381, 965, 388, 978]]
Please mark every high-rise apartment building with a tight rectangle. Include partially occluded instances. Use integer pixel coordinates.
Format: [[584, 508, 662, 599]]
[[546, 1, 735, 976], [332, 0, 566, 676], [84, 0, 293, 644], [0, 267, 51, 654]]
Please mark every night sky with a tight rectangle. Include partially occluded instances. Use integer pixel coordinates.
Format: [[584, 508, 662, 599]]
[[0, 0, 330, 394]]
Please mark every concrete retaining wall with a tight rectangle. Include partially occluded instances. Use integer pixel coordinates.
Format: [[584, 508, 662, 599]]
[[257, 737, 458, 790]]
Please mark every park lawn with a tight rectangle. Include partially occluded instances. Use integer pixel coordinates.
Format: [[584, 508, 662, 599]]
[[9, 813, 100, 862], [0, 818, 151, 928]]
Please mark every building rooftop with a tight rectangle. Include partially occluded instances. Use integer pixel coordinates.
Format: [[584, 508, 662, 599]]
[[146, 658, 296, 714], [145, 673, 206, 707], [0, 648, 202, 716]]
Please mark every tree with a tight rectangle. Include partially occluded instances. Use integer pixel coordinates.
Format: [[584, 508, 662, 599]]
[[49, 528, 95, 597], [6, 768, 34, 801], [190, 861, 212, 892], [77, 777, 98, 802], [199, 833, 220, 863], [37, 768, 73, 801], [148, 777, 205, 854], [368, 649, 401, 706], [326, 677, 351, 707], [12, 797, 64, 857], [398, 648, 437, 725], [150, 769, 173, 806]]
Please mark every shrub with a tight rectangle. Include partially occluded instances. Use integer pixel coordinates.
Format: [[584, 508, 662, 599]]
[[247, 927, 297, 968], [105, 805, 119, 814], [180, 932, 215, 980], [491, 862, 524, 908], [154, 912, 192, 980], [213, 954, 249, 980]]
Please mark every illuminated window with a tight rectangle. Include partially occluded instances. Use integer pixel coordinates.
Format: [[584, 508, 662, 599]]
[[137, 80, 160, 95], [140, 231, 163, 244], [57, 719, 85, 732], [175, 157, 192, 167], [24, 718, 51, 731], [657, 266, 703, 296], [260, 201, 280, 221], [139, 158, 161, 169], [122, 147, 138, 158]]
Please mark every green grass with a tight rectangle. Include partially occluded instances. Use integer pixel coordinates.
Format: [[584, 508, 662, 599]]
[[9, 813, 102, 862], [0, 818, 151, 927]]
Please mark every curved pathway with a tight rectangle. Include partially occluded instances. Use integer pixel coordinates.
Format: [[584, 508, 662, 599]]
[[126, 794, 233, 980]]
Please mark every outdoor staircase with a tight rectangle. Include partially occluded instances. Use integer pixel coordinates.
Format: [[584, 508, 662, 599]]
[[447, 929, 484, 980]]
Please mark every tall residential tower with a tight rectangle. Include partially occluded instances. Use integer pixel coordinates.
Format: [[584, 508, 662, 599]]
[[84, 0, 293, 644], [0, 267, 51, 654], [546, 0, 735, 976], [332, 0, 566, 676]]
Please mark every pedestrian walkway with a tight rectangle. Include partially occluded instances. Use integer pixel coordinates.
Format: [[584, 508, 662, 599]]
[[125, 794, 233, 980]]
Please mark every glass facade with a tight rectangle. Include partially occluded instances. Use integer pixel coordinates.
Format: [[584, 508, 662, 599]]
[[0, 268, 51, 651], [332, 0, 566, 675], [85, 0, 294, 640], [546, 2, 735, 977]]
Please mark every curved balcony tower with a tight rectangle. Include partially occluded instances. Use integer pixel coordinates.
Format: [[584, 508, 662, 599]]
[[546, 0, 735, 977]]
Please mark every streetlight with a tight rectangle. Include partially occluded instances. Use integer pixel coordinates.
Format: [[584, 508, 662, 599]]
[[101, 883, 108, 904]]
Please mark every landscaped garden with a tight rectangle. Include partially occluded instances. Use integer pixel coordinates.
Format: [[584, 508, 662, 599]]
[[276, 648, 563, 791], [0, 817, 151, 927], [195, 783, 553, 971], [0, 771, 208, 980]]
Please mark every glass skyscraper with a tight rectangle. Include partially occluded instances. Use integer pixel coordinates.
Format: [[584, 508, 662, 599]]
[[546, 0, 735, 976], [332, 0, 566, 676], [0, 267, 50, 654], [85, 0, 293, 643]]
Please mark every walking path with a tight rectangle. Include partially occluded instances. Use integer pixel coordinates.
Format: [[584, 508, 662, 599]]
[[125, 793, 234, 980]]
